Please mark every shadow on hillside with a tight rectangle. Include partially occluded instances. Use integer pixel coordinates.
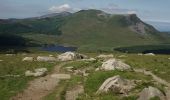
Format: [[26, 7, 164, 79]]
[[0, 34, 39, 54]]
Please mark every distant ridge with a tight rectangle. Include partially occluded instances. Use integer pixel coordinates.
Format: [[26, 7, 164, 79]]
[[0, 9, 169, 50]]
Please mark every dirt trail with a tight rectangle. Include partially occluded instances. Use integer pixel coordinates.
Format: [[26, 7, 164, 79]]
[[134, 68, 170, 100], [65, 85, 84, 100], [11, 63, 70, 100]]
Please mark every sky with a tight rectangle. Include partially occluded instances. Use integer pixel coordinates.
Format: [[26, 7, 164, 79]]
[[0, 0, 170, 31]]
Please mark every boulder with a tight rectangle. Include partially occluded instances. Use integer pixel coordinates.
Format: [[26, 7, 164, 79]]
[[25, 68, 47, 77], [100, 58, 131, 71], [22, 57, 34, 61], [57, 52, 87, 61], [0, 60, 3, 62], [97, 54, 114, 58], [97, 75, 135, 94], [37, 56, 56, 62], [138, 86, 166, 100]]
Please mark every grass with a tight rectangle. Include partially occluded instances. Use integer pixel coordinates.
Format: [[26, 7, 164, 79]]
[[43, 75, 83, 100], [84, 71, 152, 95], [78, 69, 165, 100], [63, 60, 102, 70], [0, 52, 170, 100], [0, 53, 58, 100], [123, 54, 170, 82]]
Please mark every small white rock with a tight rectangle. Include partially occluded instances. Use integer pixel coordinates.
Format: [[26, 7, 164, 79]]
[[22, 57, 34, 61], [25, 68, 48, 77], [37, 56, 57, 62], [144, 53, 155, 56]]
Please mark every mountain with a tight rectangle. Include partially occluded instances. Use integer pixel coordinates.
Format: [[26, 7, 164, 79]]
[[58, 10, 165, 50], [0, 9, 168, 51], [146, 21, 170, 32]]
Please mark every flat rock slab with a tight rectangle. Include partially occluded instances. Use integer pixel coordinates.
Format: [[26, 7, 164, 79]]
[[51, 74, 71, 80]]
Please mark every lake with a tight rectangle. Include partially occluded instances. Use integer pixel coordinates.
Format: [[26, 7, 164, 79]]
[[114, 44, 170, 54], [41, 45, 77, 52]]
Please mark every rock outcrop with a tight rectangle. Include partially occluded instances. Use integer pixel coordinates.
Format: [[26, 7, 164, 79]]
[[37, 56, 56, 62], [22, 57, 34, 61], [57, 52, 87, 61], [97, 75, 135, 95], [25, 68, 48, 77], [100, 58, 131, 71], [138, 86, 166, 100]]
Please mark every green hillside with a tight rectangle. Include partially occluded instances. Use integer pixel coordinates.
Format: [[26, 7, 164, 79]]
[[0, 9, 168, 51]]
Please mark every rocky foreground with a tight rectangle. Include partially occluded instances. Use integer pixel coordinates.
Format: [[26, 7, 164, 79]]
[[4, 52, 169, 100]]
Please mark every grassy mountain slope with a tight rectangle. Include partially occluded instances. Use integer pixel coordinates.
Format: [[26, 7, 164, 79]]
[[0, 9, 169, 51], [58, 10, 165, 50]]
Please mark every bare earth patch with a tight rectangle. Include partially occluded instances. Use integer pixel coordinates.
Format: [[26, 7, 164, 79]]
[[11, 75, 60, 100], [11, 63, 70, 100], [65, 85, 84, 100]]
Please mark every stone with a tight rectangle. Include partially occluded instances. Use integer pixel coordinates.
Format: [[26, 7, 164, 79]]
[[57, 52, 87, 61], [118, 55, 127, 58], [97, 75, 135, 95], [58, 52, 76, 61], [6, 54, 15, 56], [25, 68, 47, 77], [97, 54, 114, 58], [95, 68, 100, 71], [144, 53, 155, 56], [0, 60, 3, 62], [51, 74, 71, 79], [22, 57, 34, 61], [100, 58, 131, 71], [65, 66, 74, 72], [37, 56, 56, 62], [49, 55, 54, 57], [138, 86, 166, 100]]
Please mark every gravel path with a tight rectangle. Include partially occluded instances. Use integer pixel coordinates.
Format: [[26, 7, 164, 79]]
[[11, 63, 70, 100], [65, 85, 84, 100]]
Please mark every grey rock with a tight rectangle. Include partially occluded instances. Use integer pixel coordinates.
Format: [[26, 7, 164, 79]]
[[97, 75, 135, 94], [37, 56, 56, 62], [100, 58, 131, 71], [138, 86, 166, 100]]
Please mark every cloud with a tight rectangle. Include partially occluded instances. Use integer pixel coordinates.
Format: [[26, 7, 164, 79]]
[[127, 11, 137, 14], [49, 4, 80, 13], [101, 4, 137, 14]]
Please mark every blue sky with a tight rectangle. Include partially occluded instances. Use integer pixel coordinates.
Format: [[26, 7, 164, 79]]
[[0, 0, 170, 31]]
